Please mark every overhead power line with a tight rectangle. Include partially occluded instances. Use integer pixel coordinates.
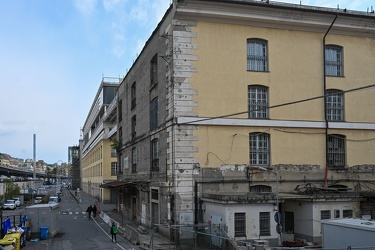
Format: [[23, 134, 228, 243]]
[[181, 83, 375, 125]]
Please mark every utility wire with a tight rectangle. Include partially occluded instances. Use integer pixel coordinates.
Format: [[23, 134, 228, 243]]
[[180, 83, 375, 125]]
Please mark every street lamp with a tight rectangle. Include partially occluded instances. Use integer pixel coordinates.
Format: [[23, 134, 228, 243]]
[[254, 166, 282, 247], [55, 160, 63, 194]]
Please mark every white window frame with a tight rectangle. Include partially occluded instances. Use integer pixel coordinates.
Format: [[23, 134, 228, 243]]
[[250, 133, 270, 166], [247, 39, 268, 71], [248, 85, 268, 118]]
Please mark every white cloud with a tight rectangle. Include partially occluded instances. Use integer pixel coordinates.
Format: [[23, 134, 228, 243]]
[[103, 0, 128, 11], [74, 0, 98, 17]]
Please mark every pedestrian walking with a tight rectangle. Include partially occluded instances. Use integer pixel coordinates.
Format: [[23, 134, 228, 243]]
[[86, 205, 92, 219], [110, 222, 118, 243], [92, 205, 97, 218]]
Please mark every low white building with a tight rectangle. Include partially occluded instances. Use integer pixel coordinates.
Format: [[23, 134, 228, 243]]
[[322, 218, 375, 248]]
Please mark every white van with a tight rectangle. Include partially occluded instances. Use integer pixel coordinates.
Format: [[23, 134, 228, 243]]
[[48, 196, 59, 204]]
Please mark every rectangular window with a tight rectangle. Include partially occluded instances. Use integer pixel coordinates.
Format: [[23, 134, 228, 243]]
[[259, 212, 270, 236], [247, 39, 268, 71], [343, 210, 353, 218], [325, 45, 343, 76], [248, 86, 268, 118], [111, 162, 117, 176], [118, 99, 122, 122], [111, 148, 117, 158], [151, 189, 159, 201], [321, 210, 331, 220], [132, 147, 137, 173], [151, 139, 159, 171], [131, 82, 136, 110], [234, 213, 246, 237], [326, 90, 344, 121], [131, 116, 136, 139], [327, 134, 346, 167], [334, 209, 340, 218], [150, 97, 158, 130], [250, 133, 270, 165], [150, 54, 158, 86], [118, 127, 123, 147]]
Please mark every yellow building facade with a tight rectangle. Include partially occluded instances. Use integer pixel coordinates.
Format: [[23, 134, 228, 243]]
[[81, 139, 116, 201], [185, 8, 375, 172]]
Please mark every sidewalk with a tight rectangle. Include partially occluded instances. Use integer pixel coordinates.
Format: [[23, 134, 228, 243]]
[[69, 189, 174, 249]]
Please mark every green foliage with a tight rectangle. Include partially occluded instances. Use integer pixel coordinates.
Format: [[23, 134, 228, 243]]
[[111, 139, 122, 151], [4, 179, 21, 199]]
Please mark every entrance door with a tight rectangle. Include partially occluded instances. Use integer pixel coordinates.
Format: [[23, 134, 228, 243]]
[[152, 202, 159, 227], [132, 196, 137, 221]]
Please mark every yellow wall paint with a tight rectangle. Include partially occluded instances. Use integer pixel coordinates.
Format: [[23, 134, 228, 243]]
[[189, 20, 375, 168]]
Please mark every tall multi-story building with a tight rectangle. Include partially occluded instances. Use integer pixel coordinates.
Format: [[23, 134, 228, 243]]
[[68, 145, 80, 190], [80, 77, 120, 202], [110, 0, 375, 247]]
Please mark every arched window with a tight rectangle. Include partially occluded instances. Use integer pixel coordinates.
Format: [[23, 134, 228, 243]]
[[247, 39, 268, 71]]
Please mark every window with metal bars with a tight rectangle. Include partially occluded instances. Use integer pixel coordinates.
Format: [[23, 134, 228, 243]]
[[247, 39, 268, 71], [327, 134, 346, 167], [151, 139, 159, 171], [259, 212, 270, 236], [321, 210, 331, 220], [250, 133, 270, 166], [234, 213, 246, 237], [343, 210, 353, 218], [326, 89, 344, 121], [325, 45, 343, 76], [248, 85, 268, 118], [250, 185, 272, 193]]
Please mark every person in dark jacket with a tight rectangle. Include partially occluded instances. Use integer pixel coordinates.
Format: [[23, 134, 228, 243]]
[[92, 205, 97, 218], [110, 222, 118, 243], [86, 205, 93, 219]]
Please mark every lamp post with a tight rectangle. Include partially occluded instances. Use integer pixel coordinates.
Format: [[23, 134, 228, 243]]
[[255, 166, 282, 247], [55, 160, 63, 195]]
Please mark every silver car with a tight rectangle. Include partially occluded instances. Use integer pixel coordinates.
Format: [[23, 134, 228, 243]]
[[3, 200, 16, 210], [35, 197, 43, 204]]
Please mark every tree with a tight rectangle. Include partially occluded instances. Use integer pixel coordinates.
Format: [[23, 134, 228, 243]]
[[111, 138, 122, 151], [4, 179, 20, 199]]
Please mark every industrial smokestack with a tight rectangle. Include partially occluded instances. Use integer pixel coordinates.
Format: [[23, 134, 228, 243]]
[[33, 134, 36, 179]]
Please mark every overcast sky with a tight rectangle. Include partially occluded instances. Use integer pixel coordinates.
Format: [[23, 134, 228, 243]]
[[0, 0, 373, 164]]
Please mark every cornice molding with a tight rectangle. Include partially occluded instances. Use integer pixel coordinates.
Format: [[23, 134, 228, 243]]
[[175, 0, 375, 37]]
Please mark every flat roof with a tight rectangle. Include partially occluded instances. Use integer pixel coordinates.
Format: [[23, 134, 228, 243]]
[[322, 218, 375, 232]]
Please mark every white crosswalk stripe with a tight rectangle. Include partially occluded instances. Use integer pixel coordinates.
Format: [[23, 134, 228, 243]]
[[59, 211, 86, 215]]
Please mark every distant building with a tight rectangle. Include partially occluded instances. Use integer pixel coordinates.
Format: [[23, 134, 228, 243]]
[[68, 146, 81, 190], [80, 77, 120, 202]]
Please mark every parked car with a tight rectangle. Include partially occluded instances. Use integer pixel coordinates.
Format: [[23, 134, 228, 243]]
[[34, 197, 43, 204], [48, 196, 59, 204], [13, 198, 20, 207], [3, 200, 16, 210]]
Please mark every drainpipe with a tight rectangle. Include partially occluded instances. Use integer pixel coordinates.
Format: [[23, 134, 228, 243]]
[[323, 14, 338, 187]]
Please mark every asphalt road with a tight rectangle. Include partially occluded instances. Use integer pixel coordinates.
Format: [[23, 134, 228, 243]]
[[8, 187, 141, 250]]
